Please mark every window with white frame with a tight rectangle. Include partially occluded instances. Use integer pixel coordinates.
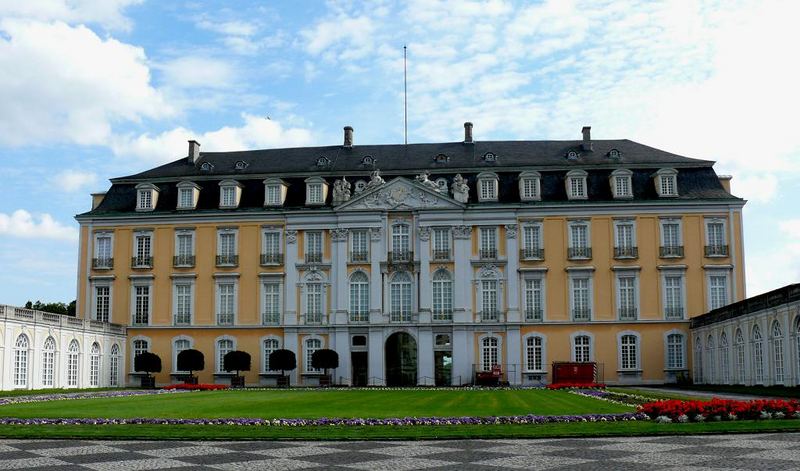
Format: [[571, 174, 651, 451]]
[[574, 335, 591, 363], [350, 230, 369, 262], [477, 172, 498, 201], [67, 340, 80, 387], [568, 221, 591, 258], [566, 170, 588, 200], [719, 332, 730, 383], [391, 224, 410, 259], [616, 273, 638, 320], [219, 181, 241, 208], [521, 224, 543, 259], [305, 338, 322, 373], [175, 230, 194, 266], [349, 271, 369, 322], [263, 338, 280, 372], [570, 275, 591, 321], [660, 218, 683, 257], [263, 178, 287, 207], [217, 338, 234, 373], [479, 227, 498, 259], [13, 334, 28, 388], [109, 344, 120, 387], [133, 232, 152, 267], [305, 231, 323, 263], [708, 273, 729, 310], [735, 328, 745, 384], [42, 336, 55, 387], [176, 181, 199, 209], [305, 177, 326, 205], [705, 219, 728, 256], [772, 321, 785, 384], [614, 220, 636, 258], [620, 334, 639, 370], [133, 284, 150, 325], [519, 171, 541, 201], [523, 277, 544, 321], [752, 325, 764, 383], [216, 281, 236, 325], [610, 169, 633, 198], [217, 230, 237, 265], [526, 336, 544, 371], [135, 184, 158, 211], [173, 282, 193, 325], [666, 333, 685, 369], [655, 168, 678, 197], [94, 233, 113, 268], [390, 272, 413, 322], [432, 269, 453, 321], [93, 284, 110, 322], [89, 343, 100, 387], [663, 273, 685, 319], [133, 339, 149, 360], [262, 230, 282, 264], [262, 281, 281, 325], [481, 280, 499, 321], [173, 338, 191, 373], [480, 337, 499, 371], [305, 281, 323, 323], [432, 228, 451, 260]]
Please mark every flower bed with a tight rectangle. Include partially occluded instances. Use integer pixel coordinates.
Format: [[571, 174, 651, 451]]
[[162, 383, 229, 391], [639, 398, 800, 422], [0, 412, 647, 427], [547, 383, 606, 390], [0, 389, 186, 407], [570, 389, 654, 406]]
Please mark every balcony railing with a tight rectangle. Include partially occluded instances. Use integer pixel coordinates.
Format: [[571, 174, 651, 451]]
[[173, 255, 195, 267], [705, 245, 729, 257], [388, 251, 413, 263], [173, 315, 191, 326], [130, 256, 153, 268], [260, 253, 283, 265], [614, 246, 639, 259], [480, 310, 499, 322], [525, 308, 543, 322], [432, 249, 451, 261], [390, 312, 413, 322], [216, 254, 238, 267], [305, 252, 323, 264], [262, 312, 281, 325], [618, 307, 638, 320], [520, 248, 544, 260], [572, 308, 591, 321], [567, 247, 592, 260], [432, 309, 453, 321], [660, 245, 685, 258], [664, 306, 685, 320], [479, 248, 498, 260], [350, 251, 369, 263], [302, 313, 325, 325], [217, 313, 234, 325], [92, 257, 113, 269], [349, 311, 369, 323]]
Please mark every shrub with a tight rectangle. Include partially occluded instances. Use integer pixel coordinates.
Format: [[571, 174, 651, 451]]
[[177, 349, 205, 376], [311, 349, 339, 376], [133, 352, 162, 376], [269, 349, 297, 376], [223, 351, 252, 376]]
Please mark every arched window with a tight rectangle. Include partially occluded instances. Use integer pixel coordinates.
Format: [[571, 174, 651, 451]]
[[263, 338, 280, 372], [772, 321, 785, 384], [573, 335, 591, 363], [42, 336, 56, 387], [693, 337, 703, 383], [752, 325, 764, 384], [480, 337, 499, 372], [432, 269, 453, 321], [705, 335, 715, 384], [620, 334, 639, 370], [525, 336, 544, 371], [217, 338, 235, 373], [666, 333, 685, 369], [305, 338, 322, 373], [67, 340, 80, 387], [349, 271, 369, 323], [719, 332, 730, 384], [13, 334, 29, 388], [109, 344, 120, 387], [734, 328, 745, 384], [390, 272, 412, 322], [89, 343, 101, 387], [173, 338, 191, 373]]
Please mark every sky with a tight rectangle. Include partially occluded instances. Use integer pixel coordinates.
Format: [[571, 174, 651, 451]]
[[0, 0, 798, 305]]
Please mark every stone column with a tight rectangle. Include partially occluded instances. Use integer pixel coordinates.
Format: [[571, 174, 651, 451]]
[[368, 327, 384, 385], [283, 230, 299, 326], [331, 228, 349, 325], [505, 224, 521, 322], [453, 225, 472, 323], [418, 227, 431, 323], [417, 327, 434, 385]]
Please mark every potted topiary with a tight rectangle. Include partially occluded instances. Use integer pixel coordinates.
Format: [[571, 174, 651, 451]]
[[134, 352, 161, 388], [177, 349, 204, 384], [269, 349, 296, 387], [311, 349, 339, 386], [223, 350, 251, 388]]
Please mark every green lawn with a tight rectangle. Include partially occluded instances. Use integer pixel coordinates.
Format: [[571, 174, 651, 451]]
[[0, 389, 631, 419]]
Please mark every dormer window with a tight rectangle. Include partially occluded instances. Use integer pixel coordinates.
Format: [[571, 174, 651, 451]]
[[519, 171, 541, 201], [608, 149, 621, 160], [655, 168, 679, 197], [361, 155, 375, 166], [477, 172, 499, 202], [135, 183, 159, 212], [305, 177, 328, 206], [566, 150, 580, 160], [566, 170, 588, 200], [176, 181, 200, 210], [434, 153, 449, 163], [610, 169, 633, 199], [316, 156, 331, 168], [354, 180, 367, 193], [263, 178, 288, 207], [483, 152, 497, 162], [200, 162, 214, 171], [234, 160, 248, 170], [218, 180, 242, 209]]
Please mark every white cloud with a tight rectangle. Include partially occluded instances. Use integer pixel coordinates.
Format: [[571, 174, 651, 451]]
[[0, 19, 173, 147], [0, 209, 78, 241], [156, 56, 236, 89], [52, 170, 98, 192], [301, 15, 376, 61], [731, 174, 779, 204], [0, 0, 142, 30]]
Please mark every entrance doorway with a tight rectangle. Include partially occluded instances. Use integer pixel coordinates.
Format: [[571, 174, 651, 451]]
[[351, 352, 368, 386], [435, 351, 452, 386], [385, 332, 417, 386]]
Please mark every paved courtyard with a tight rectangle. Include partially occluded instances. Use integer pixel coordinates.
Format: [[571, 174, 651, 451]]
[[0, 433, 798, 470]]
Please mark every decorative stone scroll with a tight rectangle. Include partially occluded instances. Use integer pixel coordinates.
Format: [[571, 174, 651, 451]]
[[453, 225, 472, 239], [330, 228, 349, 242], [418, 227, 431, 241], [285, 230, 298, 244], [505, 224, 518, 239], [370, 227, 382, 241]]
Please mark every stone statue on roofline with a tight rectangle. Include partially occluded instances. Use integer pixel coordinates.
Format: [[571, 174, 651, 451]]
[[332, 177, 351, 205], [415, 171, 438, 190], [452, 173, 469, 203], [366, 169, 385, 189]]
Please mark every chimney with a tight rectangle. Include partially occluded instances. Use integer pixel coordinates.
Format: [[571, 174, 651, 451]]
[[188, 140, 201, 163], [581, 126, 592, 151], [343, 126, 354, 148], [464, 122, 473, 144]]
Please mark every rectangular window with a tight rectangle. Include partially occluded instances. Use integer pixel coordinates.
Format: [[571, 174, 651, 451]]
[[707, 222, 725, 246], [479, 227, 497, 259], [571, 277, 591, 321], [660, 175, 676, 196], [134, 233, 152, 266], [137, 190, 153, 209], [391, 225, 410, 256], [265, 185, 281, 205], [621, 335, 638, 370], [617, 275, 637, 320], [709, 274, 729, 310], [262, 231, 282, 264], [178, 188, 194, 208], [568, 223, 591, 259], [479, 179, 497, 200], [176, 233, 193, 257], [481, 280, 498, 321], [615, 176, 631, 197], [524, 278, 543, 321], [218, 232, 236, 256], [526, 337, 543, 371], [522, 225, 543, 259], [432, 228, 451, 260], [615, 223, 634, 249], [667, 335, 685, 369], [263, 282, 281, 324], [660, 220, 683, 257], [306, 283, 323, 323], [350, 230, 369, 262], [94, 285, 110, 322], [133, 285, 150, 325], [664, 275, 684, 319], [570, 178, 586, 198], [522, 178, 539, 200], [174, 283, 192, 325], [306, 231, 323, 262], [221, 186, 236, 207], [308, 184, 322, 204], [95, 235, 112, 266], [574, 336, 591, 362], [217, 283, 235, 325]]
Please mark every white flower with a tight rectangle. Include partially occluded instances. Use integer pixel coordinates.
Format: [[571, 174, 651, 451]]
[[655, 415, 672, 424], [677, 414, 689, 423]]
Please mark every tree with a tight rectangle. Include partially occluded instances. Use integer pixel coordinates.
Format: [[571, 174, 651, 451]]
[[134, 352, 162, 376], [24, 300, 69, 315], [223, 350, 252, 376], [311, 349, 339, 376], [177, 349, 205, 378], [269, 349, 296, 376]]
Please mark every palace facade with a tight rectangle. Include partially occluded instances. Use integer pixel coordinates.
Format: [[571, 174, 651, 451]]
[[74, 124, 746, 386]]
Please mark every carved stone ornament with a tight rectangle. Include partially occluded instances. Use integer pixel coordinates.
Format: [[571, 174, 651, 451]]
[[451, 174, 469, 203], [370, 227, 382, 241], [415, 171, 439, 190], [366, 169, 385, 190], [352, 184, 444, 210], [285, 230, 298, 244], [452, 225, 472, 239], [332, 178, 352, 205], [331, 228, 349, 242], [479, 264, 501, 279], [505, 224, 518, 239], [418, 227, 431, 241]]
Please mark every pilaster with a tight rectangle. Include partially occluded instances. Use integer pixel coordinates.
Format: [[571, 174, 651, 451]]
[[418, 227, 432, 323], [505, 224, 520, 322], [368, 327, 384, 385], [284, 230, 298, 325], [417, 327, 434, 385], [453, 225, 472, 323]]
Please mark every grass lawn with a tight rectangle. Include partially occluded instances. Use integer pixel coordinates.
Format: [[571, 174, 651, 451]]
[[0, 389, 631, 419]]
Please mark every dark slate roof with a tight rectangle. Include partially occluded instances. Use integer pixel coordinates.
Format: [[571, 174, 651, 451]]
[[691, 284, 800, 329], [115, 139, 713, 182]]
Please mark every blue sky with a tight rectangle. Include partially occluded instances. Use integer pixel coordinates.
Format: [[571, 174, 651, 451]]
[[0, 0, 798, 305]]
